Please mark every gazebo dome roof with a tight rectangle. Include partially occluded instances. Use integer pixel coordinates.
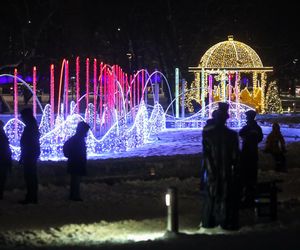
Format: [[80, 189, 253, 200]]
[[199, 36, 263, 68]]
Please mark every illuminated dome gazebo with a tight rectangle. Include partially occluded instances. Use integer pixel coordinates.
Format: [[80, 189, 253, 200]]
[[187, 35, 273, 114]]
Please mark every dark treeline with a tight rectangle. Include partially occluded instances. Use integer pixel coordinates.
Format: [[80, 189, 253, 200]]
[[0, 0, 299, 91]]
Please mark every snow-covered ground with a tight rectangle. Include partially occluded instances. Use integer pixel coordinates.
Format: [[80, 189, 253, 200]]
[[0, 119, 300, 249]]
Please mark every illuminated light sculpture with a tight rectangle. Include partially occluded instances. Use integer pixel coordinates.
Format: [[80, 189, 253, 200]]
[[4, 100, 167, 161], [187, 35, 275, 114], [169, 101, 254, 129], [33, 66, 37, 117], [1, 61, 171, 161], [76, 56, 80, 114], [265, 81, 283, 113], [50, 64, 55, 128], [1, 48, 263, 162]]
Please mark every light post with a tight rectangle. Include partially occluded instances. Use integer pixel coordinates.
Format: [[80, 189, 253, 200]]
[[165, 187, 178, 234]]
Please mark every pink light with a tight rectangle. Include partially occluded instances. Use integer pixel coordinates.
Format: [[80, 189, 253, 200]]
[[104, 67, 107, 112], [33, 66, 37, 117], [208, 75, 213, 117], [116, 66, 119, 114], [133, 76, 136, 108], [129, 75, 133, 111], [86, 58, 90, 121], [120, 69, 124, 113], [235, 72, 239, 103], [228, 74, 232, 103], [93, 58, 97, 131], [14, 68, 18, 137], [99, 62, 103, 132], [103, 66, 107, 131], [208, 75, 213, 104], [14, 69, 18, 119], [50, 64, 55, 129], [137, 71, 140, 105], [125, 74, 128, 112], [65, 60, 69, 116], [142, 70, 144, 101], [76, 57, 80, 114]]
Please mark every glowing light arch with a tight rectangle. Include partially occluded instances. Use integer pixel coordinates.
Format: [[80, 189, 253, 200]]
[[188, 35, 274, 114]]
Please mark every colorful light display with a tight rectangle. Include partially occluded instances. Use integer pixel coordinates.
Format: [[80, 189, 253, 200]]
[[265, 81, 283, 113], [187, 35, 275, 114], [1, 54, 260, 162], [0, 60, 171, 161]]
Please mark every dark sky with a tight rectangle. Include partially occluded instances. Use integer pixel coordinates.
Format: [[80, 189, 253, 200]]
[[0, 0, 299, 83]]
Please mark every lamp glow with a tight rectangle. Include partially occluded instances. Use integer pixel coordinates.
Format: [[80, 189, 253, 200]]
[[165, 193, 170, 207]]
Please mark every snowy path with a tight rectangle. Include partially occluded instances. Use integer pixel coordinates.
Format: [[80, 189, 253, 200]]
[[0, 126, 300, 249]]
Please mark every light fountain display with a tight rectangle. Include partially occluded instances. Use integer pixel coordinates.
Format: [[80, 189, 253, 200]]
[[1, 38, 273, 161], [1, 59, 170, 161]]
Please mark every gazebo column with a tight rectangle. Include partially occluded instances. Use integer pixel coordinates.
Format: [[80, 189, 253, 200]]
[[196, 71, 200, 102], [208, 74, 213, 117], [253, 72, 257, 94], [201, 68, 205, 117], [261, 72, 267, 113], [228, 73, 232, 104], [235, 71, 241, 125], [222, 70, 227, 102]]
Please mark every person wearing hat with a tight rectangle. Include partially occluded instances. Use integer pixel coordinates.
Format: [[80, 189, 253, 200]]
[[19, 107, 40, 204], [63, 121, 90, 201], [0, 120, 12, 200], [239, 109, 263, 208], [200, 102, 240, 231]]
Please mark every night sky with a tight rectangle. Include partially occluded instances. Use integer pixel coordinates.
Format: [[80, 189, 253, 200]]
[[0, 0, 299, 88]]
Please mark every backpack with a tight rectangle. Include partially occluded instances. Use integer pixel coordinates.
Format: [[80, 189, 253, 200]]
[[63, 138, 72, 158]]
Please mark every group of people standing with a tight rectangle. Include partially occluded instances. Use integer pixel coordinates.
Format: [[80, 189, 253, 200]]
[[200, 102, 287, 231], [0, 104, 288, 232], [0, 107, 90, 203]]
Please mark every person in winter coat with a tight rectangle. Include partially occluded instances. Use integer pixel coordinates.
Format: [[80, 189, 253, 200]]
[[265, 122, 287, 172], [19, 108, 40, 204], [201, 102, 240, 231], [200, 110, 218, 191], [239, 110, 263, 208], [0, 120, 12, 200], [63, 121, 90, 201]]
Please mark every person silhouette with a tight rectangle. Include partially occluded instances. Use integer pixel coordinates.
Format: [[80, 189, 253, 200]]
[[239, 110, 263, 208], [0, 120, 12, 200], [63, 121, 90, 201], [204, 109, 218, 129], [19, 108, 40, 204], [200, 109, 218, 191], [200, 102, 240, 231], [265, 122, 287, 172]]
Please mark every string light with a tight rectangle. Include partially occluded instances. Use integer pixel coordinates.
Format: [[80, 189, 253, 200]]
[[265, 81, 283, 114], [187, 36, 274, 114]]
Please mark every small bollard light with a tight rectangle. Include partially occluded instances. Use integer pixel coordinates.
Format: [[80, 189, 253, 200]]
[[165, 193, 171, 207], [165, 187, 178, 234]]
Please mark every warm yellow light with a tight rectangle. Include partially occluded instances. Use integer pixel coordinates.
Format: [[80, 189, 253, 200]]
[[199, 36, 263, 68]]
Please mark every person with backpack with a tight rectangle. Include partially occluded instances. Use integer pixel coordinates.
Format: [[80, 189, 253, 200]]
[[63, 121, 90, 201]]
